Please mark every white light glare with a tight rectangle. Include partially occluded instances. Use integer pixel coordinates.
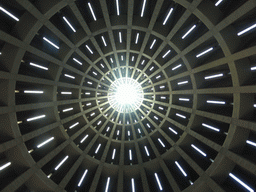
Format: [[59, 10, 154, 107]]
[[112, 149, 116, 159], [254, 104, 256, 108], [119, 32, 122, 43], [207, 100, 225, 105], [175, 161, 187, 177], [179, 98, 189, 101], [163, 8, 173, 25], [176, 113, 186, 119], [150, 39, 156, 49], [69, 122, 79, 129], [229, 173, 254, 192], [95, 144, 101, 154], [37, 137, 54, 148], [202, 123, 220, 132], [155, 173, 163, 191], [178, 81, 188, 85], [135, 33, 139, 44], [196, 47, 213, 58], [141, 60, 145, 65], [237, 23, 256, 36], [141, 0, 147, 17], [116, 0, 120, 15], [156, 75, 161, 79], [86, 45, 93, 54], [191, 144, 207, 157], [88, 2, 97, 21], [105, 177, 110, 192], [63, 16, 76, 32], [64, 74, 75, 79], [182, 25, 196, 39], [144, 146, 150, 156], [73, 58, 82, 65], [0, 162, 11, 171], [78, 169, 88, 187], [215, 0, 223, 6], [162, 50, 171, 58], [169, 127, 178, 135], [24, 90, 43, 94], [158, 138, 165, 147], [129, 149, 132, 160], [246, 140, 256, 147], [80, 134, 89, 143], [205, 73, 223, 79], [63, 107, 73, 112], [27, 115, 46, 122], [159, 107, 164, 110], [43, 37, 59, 49], [55, 156, 69, 170], [0, 6, 19, 21], [131, 178, 135, 192], [101, 63, 105, 68], [150, 66, 154, 71], [30, 62, 48, 70], [172, 64, 182, 70]]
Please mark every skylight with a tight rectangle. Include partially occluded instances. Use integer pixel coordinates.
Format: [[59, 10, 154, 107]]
[[172, 64, 182, 70], [150, 39, 156, 49], [86, 45, 94, 54], [63, 16, 76, 32], [88, 2, 97, 21], [116, 0, 120, 15], [108, 78, 143, 113], [141, 0, 147, 17], [0, 162, 11, 171], [37, 137, 54, 148], [154, 173, 163, 190], [30, 62, 48, 70], [237, 23, 256, 36], [43, 37, 59, 49], [182, 25, 196, 39], [175, 161, 187, 177], [215, 0, 223, 6], [196, 47, 213, 58], [73, 58, 82, 65], [135, 33, 139, 44], [163, 8, 173, 25], [0, 6, 19, 21]]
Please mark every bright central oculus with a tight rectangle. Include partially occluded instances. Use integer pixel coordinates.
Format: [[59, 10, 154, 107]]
[[108, 78, 143, 113]]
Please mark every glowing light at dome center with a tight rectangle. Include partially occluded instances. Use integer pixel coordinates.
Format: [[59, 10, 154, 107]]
[[108, 78, 144, 113]]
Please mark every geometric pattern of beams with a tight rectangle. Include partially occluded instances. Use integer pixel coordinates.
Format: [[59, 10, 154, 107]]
[[0, 0, 256, 191]]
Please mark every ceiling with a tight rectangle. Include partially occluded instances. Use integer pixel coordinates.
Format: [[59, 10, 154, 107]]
[[0, 0, 256, 191]]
